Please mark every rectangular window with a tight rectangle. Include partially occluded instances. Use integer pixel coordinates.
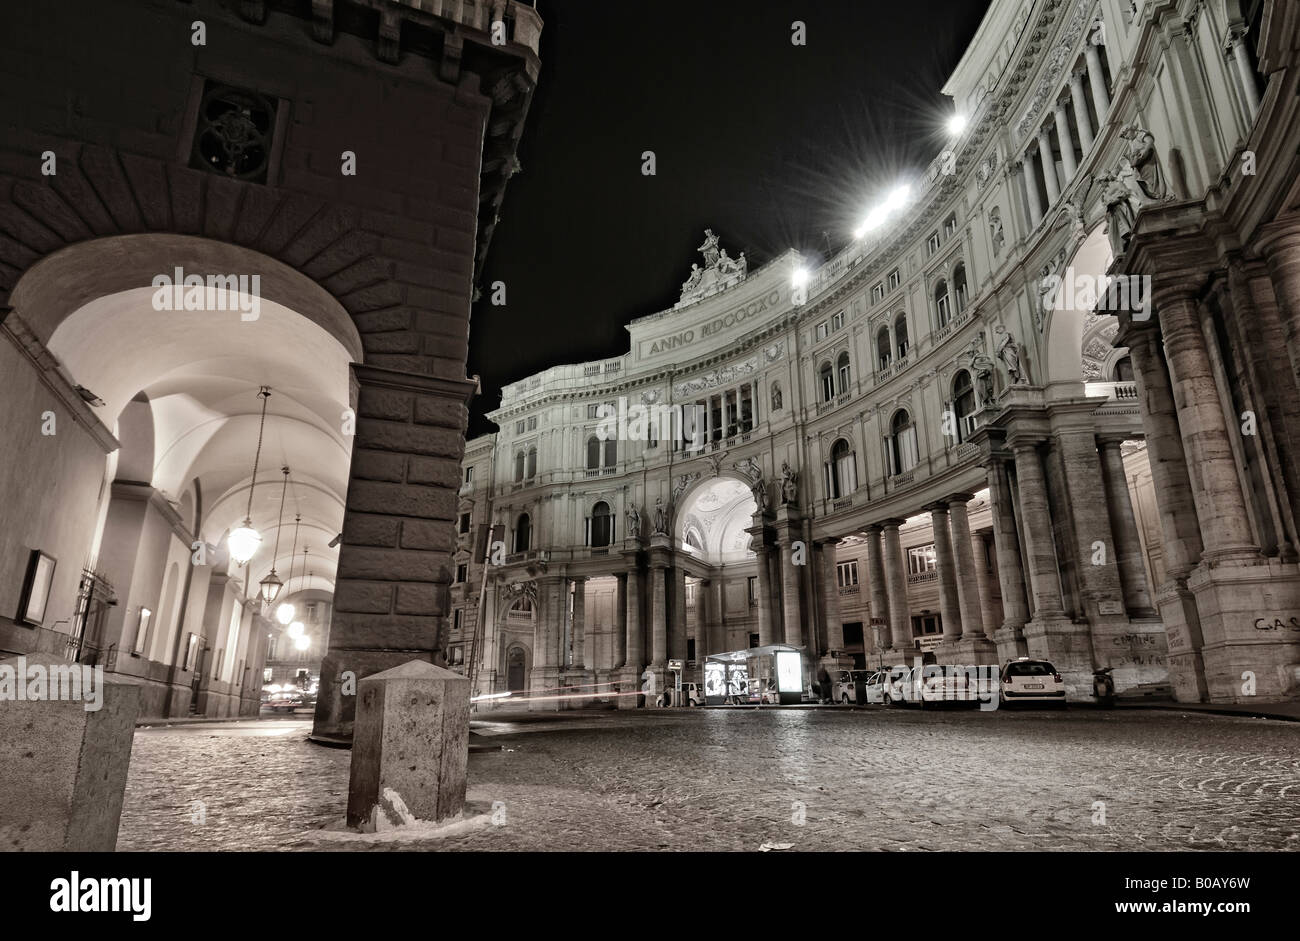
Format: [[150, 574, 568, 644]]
[[748, 576, 758, 606], [907, 544, 937, 575], [926, 232, 940, 256], [831, 310, 845, 331], [871, 282, 885, 303], [836, 561, 859, 588], [887, 268, 900, 290], [515, 420, 526, 434], [944, 215, 957, 239], [527, 416, 537, 430], [815, 321, 829, 341], [587, 403, 600, 419], [453, 609, 463, 633], [911, 614, 942, 637], [456, 563, 468, 583], [464, 465, 474, 484]]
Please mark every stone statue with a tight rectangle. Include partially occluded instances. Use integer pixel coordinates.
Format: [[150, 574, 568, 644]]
[[780, 462, 799, 505], [967, 338, 996, 404], [698, 229, 721, 268], [681, 263, 703, 296], [995, 325, 1026, 385], [989, 207, 1005, 257], [771, 383, 783, 411], [626, 503, 641, 540], [652, 497, 668, 535], [751, 478, 768, 513], [1097, 170, 1138, 258], [1120, 124, 1168, 201]]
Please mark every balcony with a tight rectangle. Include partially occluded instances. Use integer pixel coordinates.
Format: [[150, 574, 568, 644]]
[[907, 570, 938, 585], [839, 584, 860, 596], [832, 496, 854, 511]]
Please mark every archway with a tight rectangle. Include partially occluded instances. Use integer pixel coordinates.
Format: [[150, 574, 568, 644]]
[[1040, 222, 1127, 397], [675, 476, 758, 564]]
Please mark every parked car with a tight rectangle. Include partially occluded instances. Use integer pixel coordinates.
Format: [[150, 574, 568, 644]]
[[264, 688, 304, 714], [1000, 658, 1067, 706], [860, 668, 905, 704], [833, 669, 873, 704]]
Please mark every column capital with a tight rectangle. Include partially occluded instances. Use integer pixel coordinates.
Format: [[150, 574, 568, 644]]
[[1070, 67, 1088, 84], [1036, 125, 1052, 144], [880, 518, 906, 530], [923, 501, 951, 516], [863, 523, 883, 536], [945, 491, 975, 506], [1096, 433, 1132, 450]]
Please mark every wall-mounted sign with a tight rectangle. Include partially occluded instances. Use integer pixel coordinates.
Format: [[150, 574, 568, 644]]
[[668, 659, 684, 672]]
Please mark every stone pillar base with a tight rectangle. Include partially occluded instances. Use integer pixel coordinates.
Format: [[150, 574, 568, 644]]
[[1188, 560, 1300, 702], [936, 637, 1000, 666], [527, 667, 561, 711], [992, 624, 1029, 662], [1155, 578, 1209, 702], [1022, 617, 1093, 701], [614, 667, 645, 709], [1089, 616, 1170, 693], [558, 668, 597, 709]]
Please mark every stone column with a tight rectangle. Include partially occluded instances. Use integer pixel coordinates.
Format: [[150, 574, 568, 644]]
[[650, 563, 668, 668], [882, 519, 912, 651], [754, 543, 777, 646], [947, 494, 985, 640], [820, 540, 844, 654], [1011, 441, 1066, 618], [987, 460, 1030, 634], [312, 365, 478, 743], [1126, 327, 1208, 700], [624, 568, 643, 672], [1053, 425, 1128, 622], [614, 572, 628, 669], [972, 532, 1001, 642], [778, 537, 804, 647], [1156, 287, 1259, 561], [1085, 42, 1111, 122], [864, 524, 891, 651], [928, 503, 963, 644], [571, 576, 587, 670], [1053, 100, 1077, 181], [670, 565, 688, 661], [695, 577, 711, 662], [1259, 220, 1300, 411], [1036, 126, 1060, 205], [1022, 155, 1043, 228], [1069, 69, 1095, 152], [1226, 26, 1261, 117], [1097, 437, 1155, 615]]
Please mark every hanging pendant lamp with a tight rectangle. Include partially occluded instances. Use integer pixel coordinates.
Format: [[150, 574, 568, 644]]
[[228, 386, 272, 566], [276, 512, 301, 625], [258, 466, 290, 606]]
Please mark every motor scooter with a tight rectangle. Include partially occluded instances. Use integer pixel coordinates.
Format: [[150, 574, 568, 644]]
[[1093, 666, 1116, 707]]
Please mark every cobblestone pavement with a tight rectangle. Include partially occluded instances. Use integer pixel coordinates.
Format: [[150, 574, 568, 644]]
[[117, 708, 1300, 851]]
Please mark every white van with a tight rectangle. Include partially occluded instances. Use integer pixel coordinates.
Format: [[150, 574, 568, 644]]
[[656, 683, 704, 707]]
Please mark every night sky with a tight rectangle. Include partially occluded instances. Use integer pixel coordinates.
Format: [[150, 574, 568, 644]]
[[468, 0, 991, 437]]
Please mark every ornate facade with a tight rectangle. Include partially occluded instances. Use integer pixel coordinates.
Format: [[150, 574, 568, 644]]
[[456, 0, 1300, 706]]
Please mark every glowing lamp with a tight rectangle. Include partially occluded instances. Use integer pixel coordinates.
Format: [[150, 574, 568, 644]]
[[275, 602, 295, 625], [947, 113, 968, 136], [288, 621, 305, 639], [228, 522, 261, 566], [293, 635, 311, 651], [258, 570, 283, 606]]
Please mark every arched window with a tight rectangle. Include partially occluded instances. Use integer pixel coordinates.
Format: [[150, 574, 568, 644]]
[[589, 500, 613, 548], [827, 438, 857, 499], [819, 361, 835, 402], [1113, 356, 1134, 382], [953, 263, 968, 313], [894, 313, 909, 360], [876, 327, 891, 372], [836, 351, 851, 394], [514, 451, 525, 482], [889, 409, 919, 476], [525, 447, 537, 480], [935, 280, 951, 327], [952, 369, 976, 443], [603, 438, 617, 468], [515, 512, 531, 552], [586, 436, 600, 470]]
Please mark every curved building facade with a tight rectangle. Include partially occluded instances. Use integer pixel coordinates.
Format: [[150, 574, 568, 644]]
[[456, 0, 1300, 706]]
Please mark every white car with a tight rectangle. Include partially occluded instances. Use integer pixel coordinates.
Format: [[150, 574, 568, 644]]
[[833, 670, 872, 704], [999, 658, 1067, 706]]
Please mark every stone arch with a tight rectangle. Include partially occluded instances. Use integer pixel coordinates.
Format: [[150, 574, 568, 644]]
[[0, 143, 432, 369], [1041, 222, 1113, 395], [674, 474, 758, 564]]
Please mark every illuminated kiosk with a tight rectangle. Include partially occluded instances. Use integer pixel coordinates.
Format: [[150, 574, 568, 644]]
[[704, 644, 805, 706]]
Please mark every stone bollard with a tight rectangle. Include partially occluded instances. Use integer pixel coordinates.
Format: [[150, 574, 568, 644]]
[[346, 659, 470, 831], [0, 652, 140, 851]]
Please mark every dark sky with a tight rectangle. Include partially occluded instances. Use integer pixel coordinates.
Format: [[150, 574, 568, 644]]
[[467, 0, 991, 437]]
